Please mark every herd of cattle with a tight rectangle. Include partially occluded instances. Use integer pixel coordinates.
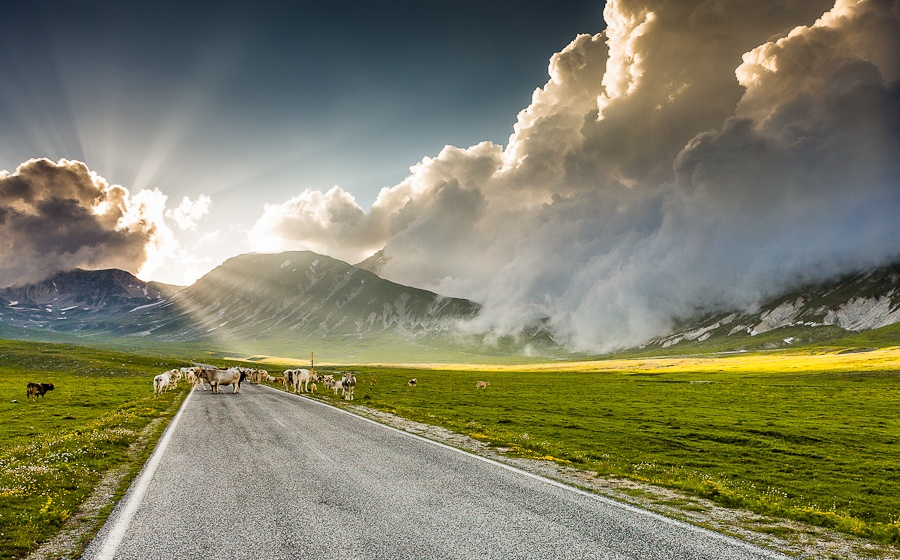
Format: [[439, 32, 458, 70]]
[[152, 366, 358, 400], [24, 369, 491, 403]]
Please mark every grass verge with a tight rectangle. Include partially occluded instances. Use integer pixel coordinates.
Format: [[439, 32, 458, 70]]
[[0, 339, 188, 559]]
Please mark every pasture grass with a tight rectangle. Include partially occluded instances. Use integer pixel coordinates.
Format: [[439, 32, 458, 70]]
[[3, 335, 898, 554], [0, 339, 188, 559], [297, 347, 900, 545]]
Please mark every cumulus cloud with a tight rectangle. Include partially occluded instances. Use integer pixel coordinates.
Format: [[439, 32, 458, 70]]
[[249, 186, 383, 263], [167, 194, 212, 230], [249, 0, 900, 352], [0, 158, 183, 287]]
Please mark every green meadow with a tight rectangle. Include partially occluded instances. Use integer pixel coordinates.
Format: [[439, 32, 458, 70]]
[[301, 347, 900, 546], [0, 340, 187, 559], [1, 335, 899, 558]]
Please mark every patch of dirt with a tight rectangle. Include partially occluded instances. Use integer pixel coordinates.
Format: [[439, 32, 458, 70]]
[[349, 404, 900, 560]]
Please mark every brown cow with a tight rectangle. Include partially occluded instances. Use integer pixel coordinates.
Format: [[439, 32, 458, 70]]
[[27, 382, 55, 400]]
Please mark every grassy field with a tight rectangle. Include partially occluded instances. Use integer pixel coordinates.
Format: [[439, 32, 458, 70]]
[[2, 335, 899, 556], [0, 340, 188, 559], [297, 346, 900, 545]]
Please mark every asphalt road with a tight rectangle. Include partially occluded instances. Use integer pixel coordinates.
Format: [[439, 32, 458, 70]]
[[82, 384, 787, 560]]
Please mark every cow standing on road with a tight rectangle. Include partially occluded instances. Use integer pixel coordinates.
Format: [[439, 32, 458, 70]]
[[200, 368, 247, 394]]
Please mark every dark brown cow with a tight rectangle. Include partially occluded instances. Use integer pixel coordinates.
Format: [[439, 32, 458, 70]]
[[26, 382, 55, 400]]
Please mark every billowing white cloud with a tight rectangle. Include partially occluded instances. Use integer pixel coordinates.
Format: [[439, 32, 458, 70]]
[[248, 0, 900, 352], [249, 186, 383, 264], [167, 194, 212, 230]]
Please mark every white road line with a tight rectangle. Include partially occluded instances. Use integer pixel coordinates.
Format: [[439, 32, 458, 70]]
[[262, 384, 788, 559], [91, 389, 194, 560]]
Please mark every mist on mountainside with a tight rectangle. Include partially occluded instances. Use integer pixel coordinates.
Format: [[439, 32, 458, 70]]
[[250, 0, 900, 352]]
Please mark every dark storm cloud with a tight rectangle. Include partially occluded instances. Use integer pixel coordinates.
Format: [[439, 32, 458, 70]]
[[0, 158, 167, 287]]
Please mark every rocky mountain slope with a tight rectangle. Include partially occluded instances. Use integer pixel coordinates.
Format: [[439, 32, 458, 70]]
[[355, 249, 389, 275], [642, 261, 900, 352], [0, 252, 482, 358], [1, 254, 897, 359], [158, 251, 480, 344], [0, 269, 180, 335]]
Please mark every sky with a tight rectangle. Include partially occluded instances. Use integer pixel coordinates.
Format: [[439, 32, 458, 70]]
[[0, 0, 604, 284], [1, 0, 898, 352]]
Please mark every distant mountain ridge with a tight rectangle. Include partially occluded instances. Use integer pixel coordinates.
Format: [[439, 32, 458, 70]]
[[160, 251, 480, 344], [0, 268, 178, 335], [0, 268, 170, 304], [0, 253, 898, 359], [643, 261, 900, 352], [0, 252, 482, 359]]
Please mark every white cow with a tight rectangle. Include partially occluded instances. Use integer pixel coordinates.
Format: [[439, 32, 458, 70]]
[[153, 373, 170, 396], [162, 368, 182, 389], [200, 367, 246, 394], [288, 368, 317, 393], [323, 375, 342, 396]]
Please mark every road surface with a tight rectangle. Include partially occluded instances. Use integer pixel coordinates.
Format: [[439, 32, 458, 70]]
[[82, 384, 786, 560]]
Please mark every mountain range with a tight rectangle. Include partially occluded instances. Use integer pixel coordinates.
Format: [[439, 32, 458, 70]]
[[0, 251, 897, 361], [642, 262, 900, 354], [0, 251, 483, 361], [0, 268, 180, 336]]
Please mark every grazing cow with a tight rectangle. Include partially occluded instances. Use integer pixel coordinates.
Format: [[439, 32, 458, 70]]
[[324, 376, 342, 396], [247, 369, 268, 384], [200, 367, 247, 394], [153, 374, 170, 396], [408, 378, 417, 387], [165, 369, 182, 388], [475, 381, 490, 389], [282, 370, 295, 391], [342, 372, 357, 401], [289, 368, 317, 393], [26, 382, 55, 400]]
